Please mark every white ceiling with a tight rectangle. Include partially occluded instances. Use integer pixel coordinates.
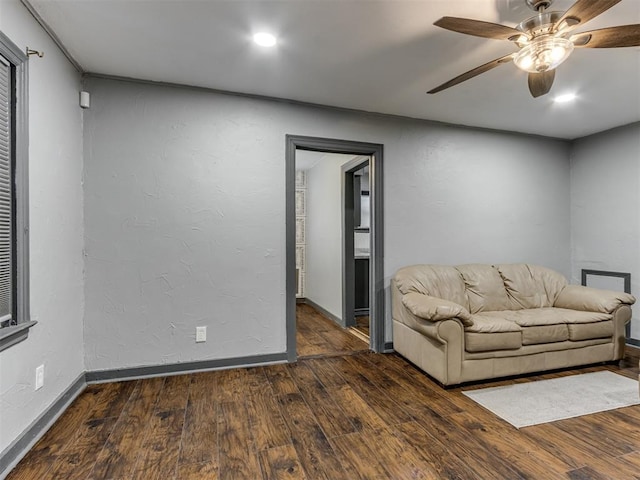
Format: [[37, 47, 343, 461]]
[[28, 0, 640, 139]]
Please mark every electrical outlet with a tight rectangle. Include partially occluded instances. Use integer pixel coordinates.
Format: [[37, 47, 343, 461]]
[[35, 364, 44, 390], [196, 326, 207, 343]]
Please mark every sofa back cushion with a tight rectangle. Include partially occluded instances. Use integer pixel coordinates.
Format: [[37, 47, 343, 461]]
[[496, 264, 567, 309], [394, 263, 569, 315], [455, 264, 510, 314], [394, 265, 468, 309]]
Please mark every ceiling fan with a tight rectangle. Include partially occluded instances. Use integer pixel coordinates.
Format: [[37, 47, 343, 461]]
[[428, 0, 640, 98]]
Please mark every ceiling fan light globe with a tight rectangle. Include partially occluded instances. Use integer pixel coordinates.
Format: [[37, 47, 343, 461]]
[[518, 55, 535, 70], [513, 36, 573, 73]]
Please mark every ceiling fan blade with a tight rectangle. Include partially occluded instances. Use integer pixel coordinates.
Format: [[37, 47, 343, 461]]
[[528, 70, 555, 98], [571, 24, 640, 48], [434, 17, 523, 41], [556, 0, 622, 33], [428, 54, 514, 94]]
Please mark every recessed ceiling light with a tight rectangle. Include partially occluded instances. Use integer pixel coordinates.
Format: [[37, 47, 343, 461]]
[[553, 93, 577, 104], [253, 32, 277, 47]]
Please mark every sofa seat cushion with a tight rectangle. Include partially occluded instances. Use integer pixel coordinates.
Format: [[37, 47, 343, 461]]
[[465, 312, 522, 352], [500, 307, 612, 327], [568, 320, 614, 341], [521, 324, 569, 345], [465, 308, 613, 348], [465, 332, 522, 353], [466, 312, 522, 333]]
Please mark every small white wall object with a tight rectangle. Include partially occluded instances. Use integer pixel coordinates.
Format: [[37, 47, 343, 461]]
[[79, 91, 91, 109]]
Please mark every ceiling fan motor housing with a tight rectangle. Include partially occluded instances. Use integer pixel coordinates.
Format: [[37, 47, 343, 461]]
[[517, 11, 564, 38], [525, 0, 554, 11]]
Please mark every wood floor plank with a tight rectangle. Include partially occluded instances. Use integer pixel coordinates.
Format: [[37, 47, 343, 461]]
[[412, 406, 523, 479], [349, 353, 460, 418], [326, 356, 414, 425], [130, 409, 185, 479], [179, 395, 218, 465], [567, 466, 613, 480], [297, 304, 334, 333], [447, 410, 568, 479], [554, 414, 639, 457], [361, 352, 463, 416], [24, 383, 120, 460], [276, 392, 346, 480], [575, 454, 640, 480], [296, 304, 366, 357], [612, 404, 640, 427], [47, 417, 118, 480], [5, 456, 56, 480], [302, 328, 331, 346], [263, 364, 299, 396], [619, 450, 640, 470], [567, 437, 640, 479], [594, 408, 640, 443], [179, 368, 219, 466], [316, 326, 367, 353], [88, 380, 138, 420], [217, 401, 262, 480], [523, 422, 605, 471], [328, 432, 392, 480], [187, 370, 219, 402], [246, 390, 291, 452], [363, 427, 440, 480], [327, 384, 389, 432], [258, 445, 307, 480], [296, 333, 322, 357], [523, 415, 640, 478], [154, 374, 191, 412], [393, 421, 480, 480], [89, 376, 165, 480], [286, 362, 356, 438], [214, 368, 253, 403], [305, 357, 348, 389], [177, 461, 219, 479]]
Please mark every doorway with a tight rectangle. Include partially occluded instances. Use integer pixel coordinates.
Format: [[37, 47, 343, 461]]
[[342, 157, 371, 340], [285, 135, 384, 361]]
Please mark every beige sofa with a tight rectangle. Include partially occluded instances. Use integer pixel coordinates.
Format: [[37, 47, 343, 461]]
[[392, 264, 635, 386]]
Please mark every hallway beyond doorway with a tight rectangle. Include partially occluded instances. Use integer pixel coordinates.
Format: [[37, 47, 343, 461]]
[[296, 304, 368, 358]]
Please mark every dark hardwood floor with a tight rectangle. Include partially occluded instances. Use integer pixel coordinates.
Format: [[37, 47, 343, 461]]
[[7, 332, 640, 479], [296, 303, 368, 358]]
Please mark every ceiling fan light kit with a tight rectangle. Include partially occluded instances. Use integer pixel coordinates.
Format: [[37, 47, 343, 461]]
[[428, 0, 640, 98], [513, 36, 574, 72]]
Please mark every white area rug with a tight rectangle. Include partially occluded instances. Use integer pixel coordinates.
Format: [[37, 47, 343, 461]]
[[462, 371, 640, 428]]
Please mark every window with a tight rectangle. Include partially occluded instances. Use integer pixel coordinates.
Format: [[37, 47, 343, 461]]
[[0, 31, 32, 352]]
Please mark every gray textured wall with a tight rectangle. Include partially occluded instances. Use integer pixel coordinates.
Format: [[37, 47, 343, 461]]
[[570, 122, 640, 340], [82, 76, 571, 371], [0, 1, 85, 455]]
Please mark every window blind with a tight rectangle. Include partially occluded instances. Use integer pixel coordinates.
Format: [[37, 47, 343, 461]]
[[0, 55, 12, 324]]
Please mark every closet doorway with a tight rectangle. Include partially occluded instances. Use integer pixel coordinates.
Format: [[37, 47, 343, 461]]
[[285, 135, 384, 361]]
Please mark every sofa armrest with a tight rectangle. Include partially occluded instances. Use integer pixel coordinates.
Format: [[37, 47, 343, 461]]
[[401, 292, 472, 326], [554, 285, 636, 313]]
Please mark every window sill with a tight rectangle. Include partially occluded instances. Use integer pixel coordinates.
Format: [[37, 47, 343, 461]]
[[0, 321, 37, 353]]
